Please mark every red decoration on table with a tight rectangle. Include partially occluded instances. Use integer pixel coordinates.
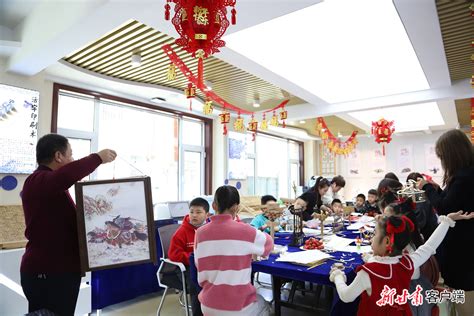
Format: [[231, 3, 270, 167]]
[[371, 118, 395, 155], [316, 117, 358, 156]]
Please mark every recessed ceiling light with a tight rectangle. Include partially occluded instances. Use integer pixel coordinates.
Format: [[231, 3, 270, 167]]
[[299, 120, 306, 124], [253, 97, 260, 108], [150, 97, 166, 103], [131, 54, 141, 67], [204, 80, 213, 91]]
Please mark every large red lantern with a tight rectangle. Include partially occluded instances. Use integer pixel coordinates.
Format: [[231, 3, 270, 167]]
[[371, 118, 394, 155], [165, 0, 237, 85]]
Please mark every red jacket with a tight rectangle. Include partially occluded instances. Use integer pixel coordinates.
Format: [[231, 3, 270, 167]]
[[168, 215, 200, 265]]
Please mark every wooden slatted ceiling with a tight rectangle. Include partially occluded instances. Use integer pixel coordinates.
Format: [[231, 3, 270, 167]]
[[436, 0, 473, 81], [63, 19, 305, 111], [455, 98, 471, 127]]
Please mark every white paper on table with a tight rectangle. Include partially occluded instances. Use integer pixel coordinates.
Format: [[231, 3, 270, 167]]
[[276, 249, 332, 265], [351, 212, 362, 216], [346, 222, 366, 230], [340, 245, 373, 253], [359, 215, 375, 223], [303, 227, 332, 236], [324, 235, 354, 250]]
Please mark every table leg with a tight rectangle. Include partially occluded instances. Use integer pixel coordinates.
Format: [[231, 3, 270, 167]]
[[272, 276, 282, 316]]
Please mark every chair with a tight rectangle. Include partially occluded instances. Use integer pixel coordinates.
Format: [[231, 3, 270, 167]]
[[156, 224, 190, 316]]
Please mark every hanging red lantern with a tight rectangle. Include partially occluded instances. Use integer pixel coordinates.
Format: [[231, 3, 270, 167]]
[[371, 118, 395, 155], [165, 0, 237, 86], [279, 108, 288, 128], [248, 115, 258, 141], [219, 109, 230, 135], [184, 82, 196, 111]]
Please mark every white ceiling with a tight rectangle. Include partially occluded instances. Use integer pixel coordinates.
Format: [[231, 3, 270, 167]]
[[0, 0, 472, 135]]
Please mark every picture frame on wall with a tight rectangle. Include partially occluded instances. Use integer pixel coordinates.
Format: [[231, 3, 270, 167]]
[[75, 177, 157, 272], [319, 143, 337, 176]]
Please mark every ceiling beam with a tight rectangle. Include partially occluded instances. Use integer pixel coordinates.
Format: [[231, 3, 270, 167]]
[[285, 79, 474, 120]]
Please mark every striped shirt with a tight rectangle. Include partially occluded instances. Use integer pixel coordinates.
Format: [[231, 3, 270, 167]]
[[194, 214, 273, 312]]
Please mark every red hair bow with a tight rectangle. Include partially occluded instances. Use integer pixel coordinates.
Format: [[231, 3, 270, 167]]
[[385, 215, 414, 254]]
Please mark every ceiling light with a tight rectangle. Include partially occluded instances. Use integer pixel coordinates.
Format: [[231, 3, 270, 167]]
[[347, 102, 444, 133], [150, 97, 166, 104], [224, 0, 429, 103], [299, 120, 306, 124], [204, 80, 213, 91], [131, 54, 141, 67], [337, 132, 342, 138], [253, 97, 260, 108]]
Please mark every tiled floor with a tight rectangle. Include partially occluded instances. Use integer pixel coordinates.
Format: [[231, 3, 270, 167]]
[[98, 273, 450, 316]]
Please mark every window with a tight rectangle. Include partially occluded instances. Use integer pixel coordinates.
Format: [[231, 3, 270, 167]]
[[227, 131, 303, 198], [53, 84, 211, 203]]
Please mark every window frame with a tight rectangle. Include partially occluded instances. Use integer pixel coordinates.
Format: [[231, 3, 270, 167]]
[[226, 130, 304, 198], [51, 83, 213, 197]]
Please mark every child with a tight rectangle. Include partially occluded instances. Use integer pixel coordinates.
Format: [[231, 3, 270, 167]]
[[168, 197, 210, 316], [194, 186, 273, 316], [330, 211, 474, 315], [331, 199, 344, 217], [250, 195, 282, 233], [355, 194, 366, 213], [362, 189, 379, 216]]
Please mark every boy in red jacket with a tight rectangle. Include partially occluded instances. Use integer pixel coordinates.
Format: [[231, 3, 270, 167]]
[[168, 197, 209, 316]]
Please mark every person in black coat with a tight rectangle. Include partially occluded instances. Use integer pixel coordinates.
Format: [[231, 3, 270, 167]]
[[406, 172, 438, 240], [417, 130, 474, 316]]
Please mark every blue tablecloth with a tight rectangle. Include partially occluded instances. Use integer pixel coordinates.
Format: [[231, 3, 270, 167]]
[[252, 229, 365, 316], [91, 219, 176, 310], [252, 230, 364, 286]]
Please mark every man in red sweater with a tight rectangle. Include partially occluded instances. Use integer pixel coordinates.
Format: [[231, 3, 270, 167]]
[[168, 197, 209, 316], [21, 134, 116, 316]]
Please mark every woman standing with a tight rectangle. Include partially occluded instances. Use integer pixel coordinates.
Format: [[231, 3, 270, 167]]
[[417, 129, 474, 316]]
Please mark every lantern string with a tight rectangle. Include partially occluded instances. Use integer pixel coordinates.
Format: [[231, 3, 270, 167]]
[[162, 44, 288, 115]]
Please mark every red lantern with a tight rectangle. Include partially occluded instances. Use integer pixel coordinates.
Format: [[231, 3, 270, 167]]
[[371, 118, 395, 155], [248, 115, 258, 141], [184, 82, 196, 111], [219, 110, 230, 135], [165, 0, 237, 85]]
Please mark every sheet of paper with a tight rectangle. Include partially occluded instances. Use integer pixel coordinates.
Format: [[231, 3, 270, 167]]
[[339, 245, 373, 253], [276, 249, 332, 265], [303, 227, 332, 236], [324, 235, 354, 250]]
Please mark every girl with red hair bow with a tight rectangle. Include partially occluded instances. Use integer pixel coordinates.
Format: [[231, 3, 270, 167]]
[[330, 211, 474, 316]]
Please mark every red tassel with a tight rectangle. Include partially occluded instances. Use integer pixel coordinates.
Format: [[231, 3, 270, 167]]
[[223, 124, 228, 135], [382, 144, 385, 156], [282, 120, 286, 128], [198, 57, 204, 86], [189, 99, 192, 111], [231, 8, 236, 25], [165, 3, 170, 20], [252, 132, 256, 141]]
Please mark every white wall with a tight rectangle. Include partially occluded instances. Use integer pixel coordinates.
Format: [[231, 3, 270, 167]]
[[304, 140, 317, 187], [338, 131, 446, 202], [0, 58, 53, 206], [212, 116, 226, 193]]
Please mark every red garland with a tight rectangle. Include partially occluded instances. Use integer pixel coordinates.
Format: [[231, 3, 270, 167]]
[[317, 117, 358, 156], [162, 44, 289, 115]]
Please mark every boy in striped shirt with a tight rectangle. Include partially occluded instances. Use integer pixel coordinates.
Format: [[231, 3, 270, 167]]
[[194, 186, 273, 315]]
